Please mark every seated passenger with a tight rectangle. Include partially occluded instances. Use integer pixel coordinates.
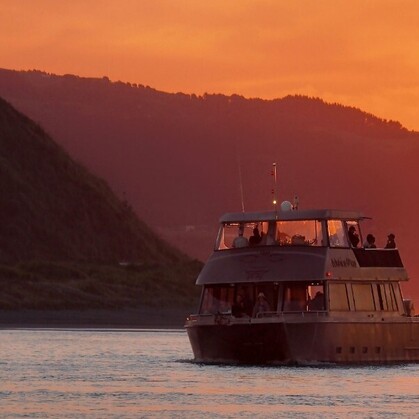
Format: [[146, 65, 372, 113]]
[[231, 294, 249, 318], [291, 234, 305, 245], [308, 291, 325, 310], [249, 226, 262, 246], [348, 226, 360, 247], [252, 292, 270, 317], [364, 233, 377, 248], [232, 225, 249, 248], [385, 233, 396, 249], [329, 233, 340, 247]]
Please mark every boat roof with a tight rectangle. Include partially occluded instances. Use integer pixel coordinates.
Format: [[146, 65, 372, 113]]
[[220, 209, 369, 223]]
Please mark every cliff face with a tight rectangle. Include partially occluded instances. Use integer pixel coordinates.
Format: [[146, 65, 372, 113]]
[[0, 68, 418, 301], [0, 96, 183, 264]]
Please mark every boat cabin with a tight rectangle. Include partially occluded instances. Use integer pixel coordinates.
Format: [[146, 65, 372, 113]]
[[196, 209, 408, 319]]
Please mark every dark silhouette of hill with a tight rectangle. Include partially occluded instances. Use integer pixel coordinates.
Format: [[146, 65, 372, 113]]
[[0, 95, 201, 316], [0, 68, 418, 302], [0, 95, 183, 264]]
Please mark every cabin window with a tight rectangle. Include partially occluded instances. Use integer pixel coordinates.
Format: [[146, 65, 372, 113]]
[[234, 284, 257, 317], [374, 283, 398, 311], [216, 220, 325, 249], [200, 286, 234, 314], [352, 284, 375, 311], [200, 287, 216, 314], [384, 283, 397, 311], [216, 223, 255, 250], [329, 283, 350, 311], [327, 220, 349, 248], [275, 220, 325, 246], [281, 282, 325, 312], [392, 283, 403, 313], [307, 284, 325, 310], [282, 284, 307, 311], [200, 283, 278, 317]]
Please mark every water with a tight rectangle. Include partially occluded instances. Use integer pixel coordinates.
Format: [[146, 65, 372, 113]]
[[0, 329, 418, 418]]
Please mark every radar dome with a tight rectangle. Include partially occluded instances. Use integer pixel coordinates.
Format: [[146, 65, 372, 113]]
[[281, 201, 292, 211]]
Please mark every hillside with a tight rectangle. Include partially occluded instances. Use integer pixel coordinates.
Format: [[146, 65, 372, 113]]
[[0, 68, 418, 302], [0, 96, 201, 316], [0, 95, 184, 264]]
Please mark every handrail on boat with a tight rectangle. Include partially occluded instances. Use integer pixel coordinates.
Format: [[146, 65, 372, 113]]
[[256, 310, 328, 318], [188, 310, 329, 323]]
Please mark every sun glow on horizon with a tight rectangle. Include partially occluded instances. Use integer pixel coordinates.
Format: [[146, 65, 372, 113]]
[[1, 0, 419, 131]]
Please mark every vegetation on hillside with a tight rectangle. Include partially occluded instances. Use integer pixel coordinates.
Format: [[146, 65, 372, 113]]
[[0, 95, 204, 314], [0, 260, 202, 310]]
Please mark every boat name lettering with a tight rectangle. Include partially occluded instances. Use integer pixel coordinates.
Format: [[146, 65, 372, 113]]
[[331, 257, 357, 268]]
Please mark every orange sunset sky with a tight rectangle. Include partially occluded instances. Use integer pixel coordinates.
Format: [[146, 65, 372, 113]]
[[1, 0, 419, 131]]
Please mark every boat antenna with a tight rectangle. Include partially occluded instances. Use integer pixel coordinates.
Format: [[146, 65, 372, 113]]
[[237, 153, 245, 213], [271, 162, 278, 215], [293, 195, 299, 210]]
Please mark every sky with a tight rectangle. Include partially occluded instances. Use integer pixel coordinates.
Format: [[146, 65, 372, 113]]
[[1, 0, 419, 131]]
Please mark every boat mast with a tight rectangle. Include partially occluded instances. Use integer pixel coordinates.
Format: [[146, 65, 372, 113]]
[[271, 162, 278, 217], [237, 153, 245, 213]]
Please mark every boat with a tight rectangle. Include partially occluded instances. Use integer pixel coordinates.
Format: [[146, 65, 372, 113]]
[[185, 203, 419, 365]]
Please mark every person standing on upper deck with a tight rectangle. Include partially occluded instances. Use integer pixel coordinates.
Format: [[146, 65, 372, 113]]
[[348, 225, 360, 247], [385, 233, 396, 248], [364, 233, 377, 248]]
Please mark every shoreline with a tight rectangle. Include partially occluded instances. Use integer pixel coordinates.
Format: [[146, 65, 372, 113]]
[[0, 307, 191, 329]]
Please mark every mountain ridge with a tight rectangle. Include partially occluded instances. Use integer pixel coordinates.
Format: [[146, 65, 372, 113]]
[[0, 68, 418, 303]]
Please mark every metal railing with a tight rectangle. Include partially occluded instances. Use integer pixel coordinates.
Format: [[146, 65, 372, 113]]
[[187, 310, 329, 324]]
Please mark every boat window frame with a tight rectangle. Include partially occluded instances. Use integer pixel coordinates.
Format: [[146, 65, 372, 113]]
[[215, 219, 328, 250], [383, 283, 397, 311], [392, 283, 404, 314], [199, 284, 235, 315], [280, 281, 326, 312], [351, 283, 376, 311], [199, 282, 327, 316], [327, 219, 350, 248], [328, 282, 350, 311]]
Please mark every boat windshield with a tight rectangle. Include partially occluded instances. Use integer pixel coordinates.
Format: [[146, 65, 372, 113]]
[[216, 219, 325, 250]]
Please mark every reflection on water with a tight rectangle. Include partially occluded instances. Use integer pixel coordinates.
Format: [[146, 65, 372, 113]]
[[0, 329, 418, 418]]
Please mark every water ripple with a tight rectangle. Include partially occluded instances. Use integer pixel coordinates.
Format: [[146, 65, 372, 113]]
[[0, 329, 417, 417]]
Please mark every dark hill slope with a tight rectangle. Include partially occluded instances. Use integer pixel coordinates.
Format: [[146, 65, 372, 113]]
[[0, 69, 418, 302], [0, 96, 183, 264]]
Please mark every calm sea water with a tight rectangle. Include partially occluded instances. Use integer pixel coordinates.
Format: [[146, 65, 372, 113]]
[[0, 329, 418, 418]]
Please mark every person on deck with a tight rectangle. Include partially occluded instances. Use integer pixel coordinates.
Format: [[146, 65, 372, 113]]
[[252, 292, 270, 317], [348, 225, 360, 247], [232, 225, 249, 248], [385, 233, 396, 249], [364, 233, 377, 248], [249, 226, 262, 246], [308, 291, 325, 311]]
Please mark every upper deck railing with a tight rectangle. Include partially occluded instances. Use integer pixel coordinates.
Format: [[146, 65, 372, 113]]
[[353, 248, 403, 268]]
